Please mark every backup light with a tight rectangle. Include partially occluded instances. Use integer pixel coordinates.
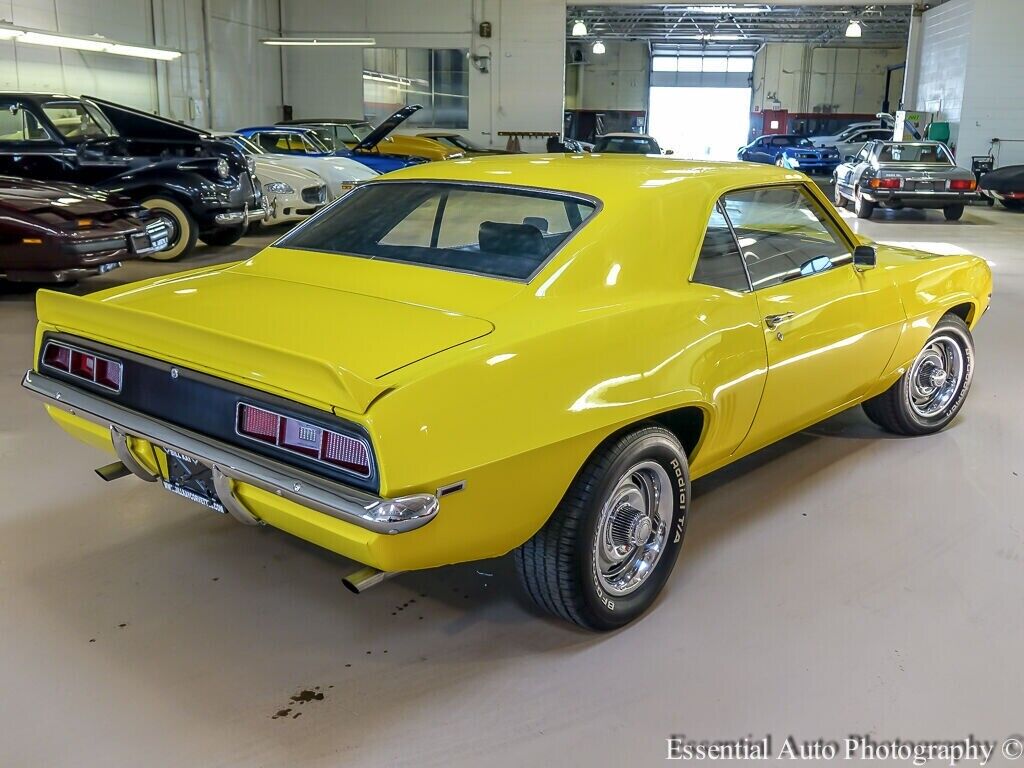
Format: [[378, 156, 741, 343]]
[[869, 177, 902, 190], [948, 179, 977, 191], [42, 341, 122, 392], [236, 403, 371, 477]]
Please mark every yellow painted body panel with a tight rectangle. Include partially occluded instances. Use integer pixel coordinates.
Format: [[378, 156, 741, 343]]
[[31, 155, 992, 571], [348, 134, 461, 162]]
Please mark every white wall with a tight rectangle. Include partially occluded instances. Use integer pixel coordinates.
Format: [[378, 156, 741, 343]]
[[752, 43, 905, 114], [0, 0, 281, 130], [281, 0, 566, 151], [912, 0, 971, 147], [565, 41, 648, 111]]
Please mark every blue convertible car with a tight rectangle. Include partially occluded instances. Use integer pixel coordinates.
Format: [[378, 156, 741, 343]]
[[738, 134, 841, 175]]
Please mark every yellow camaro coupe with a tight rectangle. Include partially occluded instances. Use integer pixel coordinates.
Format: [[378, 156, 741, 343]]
[[23, 155, 991, 630]]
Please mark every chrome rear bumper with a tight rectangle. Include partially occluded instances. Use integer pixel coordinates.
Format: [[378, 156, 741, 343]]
[[22, 370, 438, 535]]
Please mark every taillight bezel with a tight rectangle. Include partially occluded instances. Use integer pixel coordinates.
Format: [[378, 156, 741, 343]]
[[41, 341, 123, 393], [235, 401, 373, 479]]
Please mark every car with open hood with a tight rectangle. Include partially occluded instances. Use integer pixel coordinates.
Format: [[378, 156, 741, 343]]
[[0, 93, 265, 260], [738, 134, 841, 174], [416, 131, 508, 157], [237, 123, 425, 174], [219, 133, 377, 201], [281, 108, 463, 162], [0, 176, 168, 283], [22, 155, 991, 630], [834, 140, 979, 220]]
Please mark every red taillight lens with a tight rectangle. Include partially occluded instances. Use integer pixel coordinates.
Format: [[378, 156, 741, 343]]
[[236, 402, 370, 476], [41, 342, 122, 392], [869, 177, 902, 189], [322, 430, 370, 475], [237, 404, 280, 443], [42, 343, 71, 371], [948, 179, 977, 191]]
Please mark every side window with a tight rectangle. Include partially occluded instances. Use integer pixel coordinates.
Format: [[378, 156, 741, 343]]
[[691, 203, 749, 292], [0, 105, 49, 143], [722, 186, 852, 290]]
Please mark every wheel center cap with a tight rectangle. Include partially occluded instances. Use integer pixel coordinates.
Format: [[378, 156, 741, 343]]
[[630, 516, 653, 546], [930, 369, 948, 387]]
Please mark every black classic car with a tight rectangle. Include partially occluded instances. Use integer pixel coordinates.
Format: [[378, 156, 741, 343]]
[[0, 176, 168, 283], [0, 93, 265, 260], [978, 164, 1024, 210]]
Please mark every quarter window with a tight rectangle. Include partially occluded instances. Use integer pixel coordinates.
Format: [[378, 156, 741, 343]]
[[0, 105, 49, 142], [691, 203, 749, 292], [721, 186, 852, 290]]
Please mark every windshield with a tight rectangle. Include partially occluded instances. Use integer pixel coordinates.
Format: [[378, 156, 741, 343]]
[[280, 182, 598, 281], [228, 135, 264, 155], [594, 136, 660, 154], [41, 100, 117, 141], [879, 143, 953, 164], [772, 136, 813, 148], [438, 135, 484, 152]]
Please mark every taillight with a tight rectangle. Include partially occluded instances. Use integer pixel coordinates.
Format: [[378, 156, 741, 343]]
[[41, 341, 122, 392], [948, 178, 977, 191], [869, 177, 902, 189], [236, 402, 371, 477]]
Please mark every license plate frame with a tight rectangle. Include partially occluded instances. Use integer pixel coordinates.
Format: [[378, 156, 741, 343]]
[[159, 448, 226, 514]]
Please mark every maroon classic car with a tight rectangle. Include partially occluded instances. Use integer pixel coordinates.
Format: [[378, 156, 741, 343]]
[[0, 176, 168, 283]]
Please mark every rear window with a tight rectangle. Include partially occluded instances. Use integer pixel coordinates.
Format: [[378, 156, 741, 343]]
[[595, 136, 659, 154], [879, 143, 952, 164], [280, 182, 598, 281]]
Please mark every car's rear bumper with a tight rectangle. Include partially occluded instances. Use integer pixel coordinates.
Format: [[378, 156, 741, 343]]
[[22, 369, 439, 537], [863, 190, 980, 206]]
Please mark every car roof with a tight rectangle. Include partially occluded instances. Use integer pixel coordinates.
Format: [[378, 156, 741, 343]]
[[599, 132, 656, 139], [238, 125, 316, 134], [376, 153, 803, 204], [280, 118, 370, 126]]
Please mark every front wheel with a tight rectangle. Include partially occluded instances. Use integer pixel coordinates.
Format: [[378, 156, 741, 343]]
[[514, 425, 689, 631], [834, 184, 848, 209], [775, 157, 786, 168], [141, 197, 197, 261], [943, 204, 965, 221], [862, 313, 974, 436]]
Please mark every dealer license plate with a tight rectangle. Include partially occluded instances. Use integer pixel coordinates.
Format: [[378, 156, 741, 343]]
[[160, 448, 225, 514]]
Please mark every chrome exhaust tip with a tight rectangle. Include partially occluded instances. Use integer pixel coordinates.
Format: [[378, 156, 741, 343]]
[[95, 461, 132, 482], [342, 566, 400, 594]]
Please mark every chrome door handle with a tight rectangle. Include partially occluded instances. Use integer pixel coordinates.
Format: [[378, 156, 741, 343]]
[[764, 312, 795, 330]]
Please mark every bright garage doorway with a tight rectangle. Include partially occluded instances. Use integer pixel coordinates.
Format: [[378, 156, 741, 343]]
[[647, 55, 753, 161]]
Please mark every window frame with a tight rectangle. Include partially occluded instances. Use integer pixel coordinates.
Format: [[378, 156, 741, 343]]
[[713, 182, 857, 291], [274, 178, 604, 284], [688, 200, 753, 293]]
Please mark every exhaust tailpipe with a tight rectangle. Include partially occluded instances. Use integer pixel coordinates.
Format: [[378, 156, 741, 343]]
[[342, 566, 401, 594], [95, 461, 132, 482]]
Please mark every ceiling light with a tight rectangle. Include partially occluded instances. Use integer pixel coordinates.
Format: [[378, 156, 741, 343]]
[[0, 23, 181, 59], [571, 20, 588, 36], [845, 20, 863, 38], [261, 37, 376, 46], [592, 40, 606, 54], [679, 4, 770, 13]]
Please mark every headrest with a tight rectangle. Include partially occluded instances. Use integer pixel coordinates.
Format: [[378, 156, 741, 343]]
[[478, 220, 545, 257]]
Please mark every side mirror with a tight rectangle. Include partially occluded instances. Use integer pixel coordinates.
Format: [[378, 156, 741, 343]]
[[853, 245, 877, 271], [664, 149, 674, 155]]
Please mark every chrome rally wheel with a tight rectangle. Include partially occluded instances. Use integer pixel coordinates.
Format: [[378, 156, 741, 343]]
[[594, 461, 673, 597], [863, 313, 975, 435]]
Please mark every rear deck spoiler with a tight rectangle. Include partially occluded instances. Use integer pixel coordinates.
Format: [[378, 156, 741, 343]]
[[35, 290, 389, 415]]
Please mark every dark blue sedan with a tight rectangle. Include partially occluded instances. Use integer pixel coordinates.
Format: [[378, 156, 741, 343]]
[[738, 134, 841, 175]]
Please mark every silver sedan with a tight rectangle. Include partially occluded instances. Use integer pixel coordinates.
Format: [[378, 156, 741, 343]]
[[833, 140, 979, 220]]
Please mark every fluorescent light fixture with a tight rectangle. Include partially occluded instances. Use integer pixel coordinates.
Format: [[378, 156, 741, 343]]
[[845, 20, 863, 38], [680, 4, 770, 13], [592, 40, 606, 54], [0, 23, 181, 59], [571, 20, 588, 36], [261, 37, 375, 46]]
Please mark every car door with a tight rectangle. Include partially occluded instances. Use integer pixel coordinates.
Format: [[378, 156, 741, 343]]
[[723, 184, 904, 453], [837, 143, 873, 194]]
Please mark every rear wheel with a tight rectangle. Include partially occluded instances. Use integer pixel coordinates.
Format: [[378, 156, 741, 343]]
[[943, 204, 965, 221], [854, 189, 875, 219], [862, 313, 974, 436], [199, 225, 246, 247], [1000, 199, 1024, 211], [141, 197, 197, 261], [514, 425, 689, 631]]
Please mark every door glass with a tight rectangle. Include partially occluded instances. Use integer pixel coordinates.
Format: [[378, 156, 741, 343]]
[[722, 186, 852, 290], [691, 203, 749, 292]]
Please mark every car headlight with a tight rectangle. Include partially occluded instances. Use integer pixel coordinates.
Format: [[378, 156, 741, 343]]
[[216, 158, 230, 179], [246, 156, 256, 175], [264, 182, 294, 194]]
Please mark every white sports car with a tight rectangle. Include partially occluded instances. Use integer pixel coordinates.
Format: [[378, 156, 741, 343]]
[[220, 133, 377, 201], [254, 161, 328, 226]]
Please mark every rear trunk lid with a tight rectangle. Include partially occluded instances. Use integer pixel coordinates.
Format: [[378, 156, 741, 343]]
[[36, 263, 497, 414]]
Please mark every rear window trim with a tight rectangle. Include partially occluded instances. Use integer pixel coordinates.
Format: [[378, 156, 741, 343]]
[[273, 178, 603, 284]]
